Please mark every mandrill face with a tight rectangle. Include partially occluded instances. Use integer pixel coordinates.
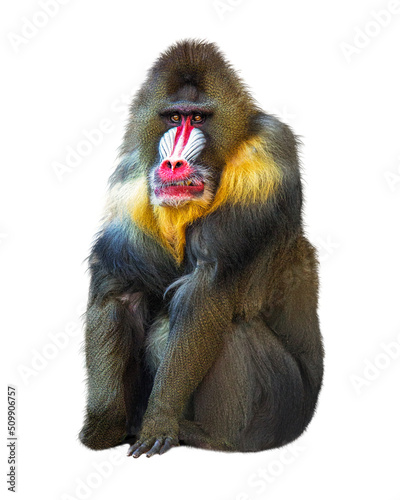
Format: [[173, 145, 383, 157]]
[[149, 109, 213, 208]]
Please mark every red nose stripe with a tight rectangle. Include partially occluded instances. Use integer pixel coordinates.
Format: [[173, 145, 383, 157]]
[[171, 116, 193, 157]]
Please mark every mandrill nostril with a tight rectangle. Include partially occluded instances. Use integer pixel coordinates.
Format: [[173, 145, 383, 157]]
[[162, 159, 186, 170], [162, 159, 187, 171]]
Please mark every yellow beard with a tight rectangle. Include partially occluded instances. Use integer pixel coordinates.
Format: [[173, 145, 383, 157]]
[[110, 137, 282, 264]]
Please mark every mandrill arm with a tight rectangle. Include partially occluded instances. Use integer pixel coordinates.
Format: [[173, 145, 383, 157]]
[[128, 263, 234, 457]]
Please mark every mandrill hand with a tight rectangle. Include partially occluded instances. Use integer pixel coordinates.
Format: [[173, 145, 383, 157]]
[[127, 414, 179, 458]]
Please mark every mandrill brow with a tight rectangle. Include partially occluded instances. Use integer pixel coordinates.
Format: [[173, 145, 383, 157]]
[[79, 39, 324, 458]]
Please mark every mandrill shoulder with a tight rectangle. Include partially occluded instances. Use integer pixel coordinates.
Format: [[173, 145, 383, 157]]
[[250, 112, 301, 173], [184, 114, 304, 275]]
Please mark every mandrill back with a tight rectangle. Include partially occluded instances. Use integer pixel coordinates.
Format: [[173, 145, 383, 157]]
[[79, 39, 324, 458]]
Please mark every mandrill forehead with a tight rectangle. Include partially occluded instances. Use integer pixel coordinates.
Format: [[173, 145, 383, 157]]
[[123, 40, 259, 156], [159, 101, 214, 116], [161, 85, 215, 113], [171, 84, 200, 102]]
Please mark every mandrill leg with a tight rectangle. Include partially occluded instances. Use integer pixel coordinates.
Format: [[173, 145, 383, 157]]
[[181, 316, 318, 453], [80, 294, 150, 450], [127, 317, 312, 457]]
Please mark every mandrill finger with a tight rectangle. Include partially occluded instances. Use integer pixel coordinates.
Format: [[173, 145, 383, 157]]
[[159, 437, 175, 455], [133, 442, 152, 458], [127, 441, 140, 456], [128, 441, 149, 458], [146, 439, 162, 458]]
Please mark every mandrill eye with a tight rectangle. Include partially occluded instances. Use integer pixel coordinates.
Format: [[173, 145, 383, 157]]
[[170, 113, 181, 123], [192, 113, 204, 123]]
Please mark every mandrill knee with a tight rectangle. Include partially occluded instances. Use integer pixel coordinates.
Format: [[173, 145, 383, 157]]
[[79, 409, 127, 450]]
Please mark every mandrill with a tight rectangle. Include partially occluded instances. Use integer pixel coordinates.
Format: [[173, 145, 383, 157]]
[[79, 39, 324, 458]]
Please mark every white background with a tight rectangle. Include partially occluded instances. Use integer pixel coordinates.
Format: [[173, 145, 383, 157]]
[[1, 0, 400, 499]]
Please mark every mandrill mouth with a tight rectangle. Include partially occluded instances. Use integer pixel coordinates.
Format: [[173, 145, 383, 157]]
[[153, 177, 205, 203]]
